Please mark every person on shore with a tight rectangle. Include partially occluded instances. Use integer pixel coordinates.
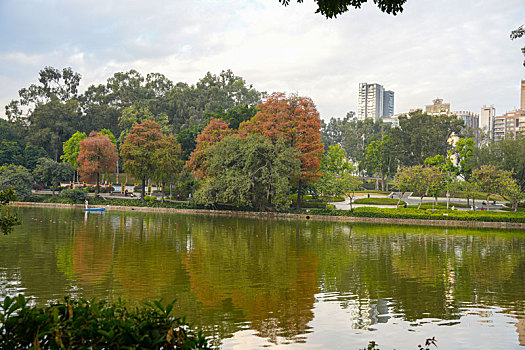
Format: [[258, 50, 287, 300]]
[[85, 199, 88, 209]]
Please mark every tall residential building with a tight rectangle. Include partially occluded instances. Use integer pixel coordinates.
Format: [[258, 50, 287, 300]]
[[494, 109, 525, 141], [383, 90, 394, 117], [357, 83, 394, 121], [521, 80, 525, 111], [480, 105, 496, 138]]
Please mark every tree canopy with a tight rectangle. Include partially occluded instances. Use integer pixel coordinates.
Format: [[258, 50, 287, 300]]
[[278, 0, 406, 18]]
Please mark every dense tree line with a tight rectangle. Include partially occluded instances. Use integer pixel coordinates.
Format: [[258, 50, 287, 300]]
[[4, 67, 262, 164]]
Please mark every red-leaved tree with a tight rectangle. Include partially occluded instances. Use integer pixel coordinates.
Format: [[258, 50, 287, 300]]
[[77, 131, 118, 194], [120, 121, 164, 200], [186, 117, 233, 179], [242, 93, 324, 208]]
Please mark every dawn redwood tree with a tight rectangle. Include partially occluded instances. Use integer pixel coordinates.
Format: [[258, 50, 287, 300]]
[[243, 93, 324, 209], [120, 120, 163, 200], [77, 132, 118, 194], [186, 118, 233, 179]]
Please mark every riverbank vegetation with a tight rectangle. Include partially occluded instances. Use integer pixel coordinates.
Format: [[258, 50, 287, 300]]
[[0, 294, 210, 349]]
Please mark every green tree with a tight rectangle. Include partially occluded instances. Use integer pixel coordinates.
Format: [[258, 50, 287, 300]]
[[320, 113, 353, 151], [33, 158, 74, 195], [0, 140, 22, 166], [511, 25, 525, 67], [195, 135, 299, 210], [153, 134, 184, 202], [61, 131, 87, 181], [0, 165, 33, 201], [278, 0, 407, 18], [120, 121, 164, 200], [394, 165, 443, 209], [364, 135, 395, 191], [472, 165, 515, 211], [0, 188, 21, 235], [23, 145, 48, 171], [316, 145, 360, 205], [390, 111, 464, 166]]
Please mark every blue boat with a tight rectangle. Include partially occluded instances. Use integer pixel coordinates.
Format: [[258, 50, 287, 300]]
[[83, 208, 105, 212]]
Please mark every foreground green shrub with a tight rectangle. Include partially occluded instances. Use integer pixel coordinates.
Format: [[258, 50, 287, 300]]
[[57, 188, 88, 204], [0, 294, 210, 349]]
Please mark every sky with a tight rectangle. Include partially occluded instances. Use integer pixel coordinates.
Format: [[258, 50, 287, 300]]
[[0, 0, 524, 121]]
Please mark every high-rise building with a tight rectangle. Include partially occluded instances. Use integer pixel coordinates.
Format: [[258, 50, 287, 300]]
[[521, 80, 525, 111], [383, 90, 394, 118], [357, 83, 394, 120], [480, 105, 496, 138]]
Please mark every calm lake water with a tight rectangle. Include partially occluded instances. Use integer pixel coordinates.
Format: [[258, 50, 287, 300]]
[[1, 207, 525, 349]]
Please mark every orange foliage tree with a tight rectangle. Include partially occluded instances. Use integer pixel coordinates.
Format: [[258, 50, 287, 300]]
[[120, 121, 164, 200], [242, 93, 324, 208], [185, 117, 233, 179], [77, 131, 118, 194]]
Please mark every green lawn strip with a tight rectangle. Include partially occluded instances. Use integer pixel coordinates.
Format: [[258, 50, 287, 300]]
[[353, 191, 391, 196], [353, 197, 406, 205], [407, 202, 471, 209], [307, 207, 525, 223]]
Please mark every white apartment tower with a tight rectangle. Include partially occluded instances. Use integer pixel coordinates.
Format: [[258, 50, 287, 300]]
[[358, 83, 394, 120], [480, 105, 496, 139]]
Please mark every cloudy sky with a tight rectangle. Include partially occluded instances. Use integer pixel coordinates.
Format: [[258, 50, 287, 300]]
[[0, 0, 524, 120]]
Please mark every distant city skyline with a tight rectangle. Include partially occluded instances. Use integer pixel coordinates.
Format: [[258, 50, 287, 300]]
[[0, 0, 524, 121]]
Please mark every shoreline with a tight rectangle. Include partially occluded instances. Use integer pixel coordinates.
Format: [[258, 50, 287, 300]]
[[12, 201, 525, 230]]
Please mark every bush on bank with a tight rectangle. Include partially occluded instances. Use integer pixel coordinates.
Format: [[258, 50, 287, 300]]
[[0, 294, 210, 349]]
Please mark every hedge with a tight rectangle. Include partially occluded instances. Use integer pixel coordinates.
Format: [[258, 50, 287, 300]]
[[307, 207, 525, 223], [0, 294, 210, 349]]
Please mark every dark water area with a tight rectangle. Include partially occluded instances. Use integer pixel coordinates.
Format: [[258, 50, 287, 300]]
[[1, 207, 525, 349]]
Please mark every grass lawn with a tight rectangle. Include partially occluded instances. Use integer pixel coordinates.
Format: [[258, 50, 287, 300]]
[[407, 202, 471, 209], [353, 197, 406, 205]]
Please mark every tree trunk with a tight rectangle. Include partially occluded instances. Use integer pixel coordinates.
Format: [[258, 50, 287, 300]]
[[96, 172, 100, 195], [396, 192, 405, 208], [161, 182, 165, 203], [296, 179, 303, 210], [381, 172, 385, 191], [486, 195, 490, 211], [418, 196, 423, 209], [141, 177, 146, 201]]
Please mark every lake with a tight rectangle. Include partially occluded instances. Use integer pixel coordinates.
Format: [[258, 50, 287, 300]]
[[1, 207, 525, 349]]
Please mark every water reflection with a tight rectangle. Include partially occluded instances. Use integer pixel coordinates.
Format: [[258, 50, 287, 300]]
[[1, 208, 525, 348]]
